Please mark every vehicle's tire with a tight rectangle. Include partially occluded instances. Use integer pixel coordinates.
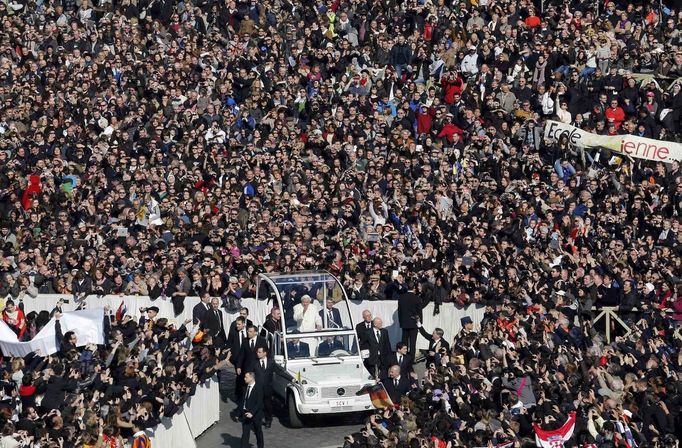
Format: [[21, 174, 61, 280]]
[[287, 392, 304, 428]]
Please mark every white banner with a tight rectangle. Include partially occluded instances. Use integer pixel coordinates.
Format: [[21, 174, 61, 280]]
[[0, 308, 104, 357], [544, 120, 682, 163]]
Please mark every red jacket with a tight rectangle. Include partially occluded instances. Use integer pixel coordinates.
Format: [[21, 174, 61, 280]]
[[423, 22, 433, 41], [416, 107, 435, 135], [525, 15, 541, 28], [22, 175, 41, 210], [437, 123, 464, 143], [442, 76, 464, 104], [605, 106, 625, 129], [19, 385, 36, 398]]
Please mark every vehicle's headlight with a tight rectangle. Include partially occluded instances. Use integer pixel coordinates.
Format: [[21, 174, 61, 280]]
[[305, 387, 318, 397]]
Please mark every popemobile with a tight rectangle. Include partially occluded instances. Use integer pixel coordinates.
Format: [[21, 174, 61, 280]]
[[256, 271, 375, 427]]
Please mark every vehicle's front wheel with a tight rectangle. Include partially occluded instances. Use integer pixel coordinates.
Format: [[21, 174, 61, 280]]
[[287, 392, 304, 428]]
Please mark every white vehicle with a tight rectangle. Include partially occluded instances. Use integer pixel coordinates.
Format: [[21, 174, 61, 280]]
[[256, 271, 375, 427]]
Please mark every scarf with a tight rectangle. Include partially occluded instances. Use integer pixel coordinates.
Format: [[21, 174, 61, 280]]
[[533, 60, 547, 87]]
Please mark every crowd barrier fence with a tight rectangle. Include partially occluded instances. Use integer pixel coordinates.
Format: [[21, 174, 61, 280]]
[[148, 377, 220, 447], [17, 294, 485, 352]]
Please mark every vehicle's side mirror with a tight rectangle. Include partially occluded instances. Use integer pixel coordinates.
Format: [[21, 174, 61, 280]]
[[360, 350, 370, 360], [274, 355, 285, 366]]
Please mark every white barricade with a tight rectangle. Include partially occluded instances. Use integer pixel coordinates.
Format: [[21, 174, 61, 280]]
[[17, 295, 484, 353], [149, 377, 220, 447]]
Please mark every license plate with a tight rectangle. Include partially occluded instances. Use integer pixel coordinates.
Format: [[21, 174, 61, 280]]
[[329, 398, 354, 407]]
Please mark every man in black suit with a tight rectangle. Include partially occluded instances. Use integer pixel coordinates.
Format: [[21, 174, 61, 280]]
[[229, 307, 253, 336], [417, 319, 450, 365], [192, 292, 212, 325], [250, 347, 275, 428], [367, 318, 391, 378], [385, 342, 414, 376], [239, 371, 265, 448], [319, 299, 343, 328], [397, 281, 422, 355], [355, 309, 373, 352], [381, 365, 412, 405], [318, 336, 344, 357], [227, 316, 247, 366], [286, 338, 310, 358], [236, 325, 269, 378], [227, 316, 247, 416], [202, 298, 228, 346]]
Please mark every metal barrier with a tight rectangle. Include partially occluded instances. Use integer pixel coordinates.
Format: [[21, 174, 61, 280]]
[[591, 306, 675, 343], [591, 307, 631, 343]]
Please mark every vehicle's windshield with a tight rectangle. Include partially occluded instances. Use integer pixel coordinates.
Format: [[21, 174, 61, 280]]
[[262, 272, 354, 334], [286, 334, 359, 359]]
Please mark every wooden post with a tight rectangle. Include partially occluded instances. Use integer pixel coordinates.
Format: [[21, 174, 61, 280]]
[[605, 308, 611, 343], [590, 307, 633, 344]]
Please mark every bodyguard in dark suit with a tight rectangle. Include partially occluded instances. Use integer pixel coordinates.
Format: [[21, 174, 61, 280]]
[[229, 307, 254, 336], [203, 298, 228, 346], [236, 325, 269, 376], [366, 318, 391, 378], [240, 371, 264, 448], [398, 281, 422, 355], [192, 293, 212, 325], [385, 342, 414, 376], [286, 339, 310, 358], [381, 365, 412, 404], [227, 316, 248, 418], [250, 347, 275, 427], [226, 316, 247, 365]]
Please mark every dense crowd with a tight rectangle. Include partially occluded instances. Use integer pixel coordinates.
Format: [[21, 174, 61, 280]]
[[0, 0, 681, 445], [0, 303, 228, 448]]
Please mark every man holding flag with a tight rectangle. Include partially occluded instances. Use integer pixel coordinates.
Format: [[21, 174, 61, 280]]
[[381, 365, 412, 405], [533, 411, 577, 448]]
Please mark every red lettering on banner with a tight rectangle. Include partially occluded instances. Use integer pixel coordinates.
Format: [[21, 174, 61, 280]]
[[621, 141, 635, 154], [619, 139, 670, 161], [658, 146, 669, 160]]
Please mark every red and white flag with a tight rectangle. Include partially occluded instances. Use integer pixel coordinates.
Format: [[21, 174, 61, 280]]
[[115, 301, 127, 322], [534, 411, 577, 448]]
